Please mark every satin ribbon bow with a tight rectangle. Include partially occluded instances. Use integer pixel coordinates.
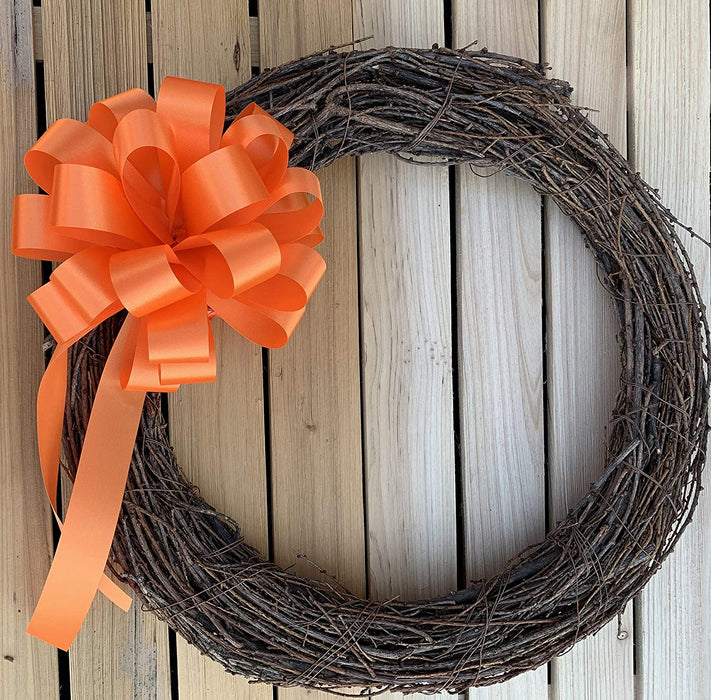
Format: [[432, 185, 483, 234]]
[[12, 77, 325, 650]]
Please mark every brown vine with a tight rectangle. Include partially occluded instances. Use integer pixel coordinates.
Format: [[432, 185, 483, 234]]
[[62, 47, 709, 692]]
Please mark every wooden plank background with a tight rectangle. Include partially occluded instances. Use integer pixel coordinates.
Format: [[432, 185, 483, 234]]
[[2, 1, 709, 699]]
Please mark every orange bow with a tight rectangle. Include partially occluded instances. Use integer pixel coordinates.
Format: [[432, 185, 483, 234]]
[[12, 77, 325, 650]]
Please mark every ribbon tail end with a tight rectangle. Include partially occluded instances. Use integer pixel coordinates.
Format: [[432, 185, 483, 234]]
[[26, 616, 76, 652], [98, 574, 133, 610]]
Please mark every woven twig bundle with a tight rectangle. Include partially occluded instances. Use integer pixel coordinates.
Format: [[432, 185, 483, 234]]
[[63, 47, 709, 692]]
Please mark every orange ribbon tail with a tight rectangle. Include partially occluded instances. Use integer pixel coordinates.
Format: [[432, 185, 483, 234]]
[[27, 318, 145, 649]]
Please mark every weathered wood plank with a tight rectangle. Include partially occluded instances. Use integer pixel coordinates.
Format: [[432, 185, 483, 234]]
[[42, 0, 148, 115], [0, 2, 59, 698], [354, 3, 455, 700], [629, 2, 710, 698], [452, 3, 548, 699], [260, 2, 364, 699], [40, 1, 170, 697], [354, 0, 455, 600], [543, 2, 634, 698], [149, 1, 269, 699], [260, 1, 364, 589], [151, 1, 252, 89], [355, 0, 454, 602], [33, 8, 261, 70]]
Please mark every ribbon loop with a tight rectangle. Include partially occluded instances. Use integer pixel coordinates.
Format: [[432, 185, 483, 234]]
[[113, 109, 181, 242], [226, 102, 294, 148], [175, 223, 281, 299], [12, 194, 87, 261], [238, 243, 326, 312], [50, 164, 159, 249], [258, 168, 324, 243], [146, 291, 211, 364], [222, 107, 293, 190], [158, 323, 216, 386], [110, 244, 201, 317], [181, 144, 271, 234], [25, 119, 118, 193], [88, 88, 156, 141], [210, 293, 307, 349], [29, 247, 122, 345], [157, 77, 225, 169]]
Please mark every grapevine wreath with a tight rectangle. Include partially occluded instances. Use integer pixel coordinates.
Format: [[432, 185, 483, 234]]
[[23, 47, 711, 691]]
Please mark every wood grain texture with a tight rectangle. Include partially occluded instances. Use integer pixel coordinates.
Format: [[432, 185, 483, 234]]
[[629, 1, 711, 698], [40, 1, 170, 697], [542, 2, 634, 698], [151, 1, 251, 89], [452, 4, 548, 699], [260, 0, 363, 586], [33, 9, 261, 70], [42, 0, 148, 117], [0, 2, 58, 698], [351, 5, 456, 700], [150, 2, 269, 699], [260, 2, 365, 699]]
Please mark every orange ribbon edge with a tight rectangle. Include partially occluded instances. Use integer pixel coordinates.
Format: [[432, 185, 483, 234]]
[[12, 77, 326, 649]]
